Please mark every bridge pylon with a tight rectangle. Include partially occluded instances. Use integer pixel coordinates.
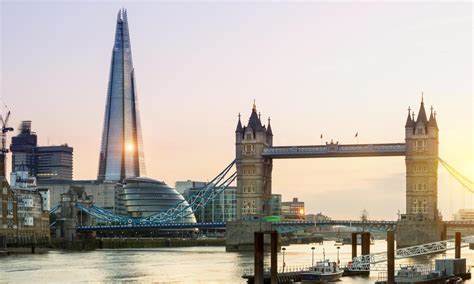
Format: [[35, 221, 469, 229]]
[[396, 98, 444, 247], [226, 103, 274, 251]]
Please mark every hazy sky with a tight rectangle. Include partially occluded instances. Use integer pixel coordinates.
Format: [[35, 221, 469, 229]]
[[1, 2, 472, 220]]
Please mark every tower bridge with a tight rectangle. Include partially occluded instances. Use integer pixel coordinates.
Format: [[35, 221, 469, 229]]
[[51, 98, 474, 252], [228, 98, 444, 250]]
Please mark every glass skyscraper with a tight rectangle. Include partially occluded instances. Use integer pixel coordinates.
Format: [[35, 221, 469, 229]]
[[98, 9, 146, 182]]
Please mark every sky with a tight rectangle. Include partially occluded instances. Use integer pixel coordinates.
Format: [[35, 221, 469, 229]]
[[1, 1, 472, 220]]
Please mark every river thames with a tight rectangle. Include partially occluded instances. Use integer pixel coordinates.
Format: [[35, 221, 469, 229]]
[[1, 240, 473, 283]]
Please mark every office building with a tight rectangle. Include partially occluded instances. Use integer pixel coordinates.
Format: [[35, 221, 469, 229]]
[[10, 121, 37, 175], [271, 194, 282, 216], [116, 177, 196, 222], [178, 180, 236, 223], [282, 197, 305, 221], [97, 9, 146, 182], [10, 121, 73, 182], [35, 145, 73, 181]]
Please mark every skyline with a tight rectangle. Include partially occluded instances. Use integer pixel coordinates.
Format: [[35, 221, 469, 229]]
[[1, 2, 472, 219]]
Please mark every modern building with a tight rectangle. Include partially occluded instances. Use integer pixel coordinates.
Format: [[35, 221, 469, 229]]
[[270, 194, 282, 216], [282, 197, 305, 221], [10, 121, 73, 182], [181, 183, 237, 223], [10, 121, 37, 176], [35, 145, 73, 181], [97, 9, 146, 182], [116, 177, 196, 223]]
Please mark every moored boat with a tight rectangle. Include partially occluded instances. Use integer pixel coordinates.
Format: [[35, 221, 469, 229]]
[[301, 259, 343, 282]]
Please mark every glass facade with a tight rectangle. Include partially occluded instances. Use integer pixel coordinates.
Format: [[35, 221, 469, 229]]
[[35, 145, 73, 181], [98, 9, 146, 182], [183, 185, 237, 223], [116, 177, 196, 223], [10, 121, 37, 176]]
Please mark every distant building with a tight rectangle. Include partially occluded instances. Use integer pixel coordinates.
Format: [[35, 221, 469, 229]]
[[175, 180, 207, 195], [178, 180, 236, 223], [0, 180, 17, 234], [10, 121, 73, 181], [35, 145, 73, 181], [453, 209, 474, 221], [10, 121, 37, 176], [271, 194, 282, 216], [282, 197, 305, 220], [38, 180, 117, 212], [0, 169, 50, 242], [306, 213, 331, 222]]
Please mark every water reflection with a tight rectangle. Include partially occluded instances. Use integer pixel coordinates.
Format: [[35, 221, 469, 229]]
[[0, 240, 473, 283]]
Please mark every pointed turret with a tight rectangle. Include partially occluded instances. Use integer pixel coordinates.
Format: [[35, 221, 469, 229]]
[[405, 107, 414, 128], [416, 96, 428, 125], [428, 106, 438, 130], [236, 113, 243, 133], [247, 101, 264, 131], [266, 117, 273, 136]]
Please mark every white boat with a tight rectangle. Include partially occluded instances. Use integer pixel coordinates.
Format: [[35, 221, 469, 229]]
[[301, 259, 344, 282]]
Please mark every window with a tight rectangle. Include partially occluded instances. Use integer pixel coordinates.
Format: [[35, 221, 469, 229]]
[[415, 140, 427, 151], [244, 145, 255, 156]]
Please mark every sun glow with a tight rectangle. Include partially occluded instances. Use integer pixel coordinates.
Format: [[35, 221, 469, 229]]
[[125, 143, 135, 153]]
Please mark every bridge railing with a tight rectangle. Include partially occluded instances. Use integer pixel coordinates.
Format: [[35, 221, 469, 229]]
[[350, 235, 474, 271], [242, 265, 311, 277]]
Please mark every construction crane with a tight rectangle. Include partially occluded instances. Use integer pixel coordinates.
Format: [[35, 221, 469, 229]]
[[0, 106, 14, 177]]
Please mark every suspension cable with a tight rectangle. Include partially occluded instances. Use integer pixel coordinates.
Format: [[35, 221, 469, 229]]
[[438, 157, 473, 193]]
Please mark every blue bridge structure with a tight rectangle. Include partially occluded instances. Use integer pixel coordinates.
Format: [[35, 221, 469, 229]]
[[76, 220, 398, 233], [52, 99, 474, 249]]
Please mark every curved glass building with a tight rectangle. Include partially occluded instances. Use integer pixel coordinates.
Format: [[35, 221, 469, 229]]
[[116, 177, 196, 223]]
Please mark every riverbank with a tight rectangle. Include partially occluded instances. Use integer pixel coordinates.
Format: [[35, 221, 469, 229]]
[[101, 237, 225, 248], [50, 237, 226, 250]]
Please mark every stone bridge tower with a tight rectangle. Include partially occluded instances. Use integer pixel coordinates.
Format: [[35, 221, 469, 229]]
[[397, 98, 444, 247], [235, 102, 273, 221], [226, 102, 274, 251]]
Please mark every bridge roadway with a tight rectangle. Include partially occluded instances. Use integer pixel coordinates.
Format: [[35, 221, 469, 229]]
[[262, 143, 406, 159], [445, 221, 474, 228], [76, 220, 397, 232]]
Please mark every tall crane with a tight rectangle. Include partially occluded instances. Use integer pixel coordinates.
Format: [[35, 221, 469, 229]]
[[0, 107, 14, 178]]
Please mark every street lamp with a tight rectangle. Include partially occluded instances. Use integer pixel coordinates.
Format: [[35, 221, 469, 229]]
[[282, 247, 286, 272], [311, 247, 315, 267], [337, 246, 341, 265]]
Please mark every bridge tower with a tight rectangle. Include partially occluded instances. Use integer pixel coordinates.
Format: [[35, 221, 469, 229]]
[[235, 102, 273, 220], [226, 102, 274, 250], [397, 98, 444, 247]]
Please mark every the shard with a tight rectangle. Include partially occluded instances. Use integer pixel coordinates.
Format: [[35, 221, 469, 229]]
[[98, 9, 146, 181]]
